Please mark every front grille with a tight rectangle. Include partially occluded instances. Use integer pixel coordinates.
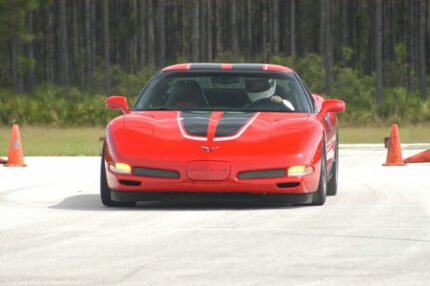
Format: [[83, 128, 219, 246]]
[[238, 169, 286, 179], [133, 167, 180, 179]]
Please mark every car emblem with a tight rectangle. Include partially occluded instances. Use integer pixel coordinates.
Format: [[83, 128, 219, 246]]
[[200, 146, 221, 152]]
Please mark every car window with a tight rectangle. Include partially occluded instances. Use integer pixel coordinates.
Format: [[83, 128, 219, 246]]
[[134, 71, 312, 113], [294, 73, 316, 113]]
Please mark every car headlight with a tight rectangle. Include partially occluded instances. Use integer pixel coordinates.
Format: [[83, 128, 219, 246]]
[[109, 162, 132, 174], [288, 166, 313, 177]]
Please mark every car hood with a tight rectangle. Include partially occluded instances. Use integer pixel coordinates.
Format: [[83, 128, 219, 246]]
[[112, 111, 315, 162], [124, 110, 310, 138]]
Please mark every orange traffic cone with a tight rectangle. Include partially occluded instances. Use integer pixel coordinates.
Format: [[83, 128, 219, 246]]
[[383, 124, 405, 166], [5, 124, 26, 167], [404, 149, 430, 164]]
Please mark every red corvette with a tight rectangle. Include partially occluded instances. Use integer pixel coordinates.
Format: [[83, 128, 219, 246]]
[[101, 63, 345, 207]]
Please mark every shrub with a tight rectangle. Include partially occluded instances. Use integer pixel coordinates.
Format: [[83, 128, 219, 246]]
[[1, 56, 429, 127]]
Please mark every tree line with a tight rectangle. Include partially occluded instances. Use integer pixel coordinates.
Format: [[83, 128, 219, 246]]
[[0, 0, 428, 102]]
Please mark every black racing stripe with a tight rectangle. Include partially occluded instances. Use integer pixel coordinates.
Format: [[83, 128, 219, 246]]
[[189, 63, 265, 71], [182, 111, 211, 137], [231, 64, 265, 70], [215, 112, 255, 137], [190, 63, 222, 70]]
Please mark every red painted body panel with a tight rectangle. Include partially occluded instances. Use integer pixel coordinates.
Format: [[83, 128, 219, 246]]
[[161, 63, 293, 72], [263, 64, 293, 72], [104, 64, 343, 198], [104, 111, 335, 195], [220, 63, 233, 70], [162, 63, 192, 71]]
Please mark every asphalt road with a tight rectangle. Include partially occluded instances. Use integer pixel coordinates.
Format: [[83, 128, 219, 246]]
[[1, 146, 429, 285]]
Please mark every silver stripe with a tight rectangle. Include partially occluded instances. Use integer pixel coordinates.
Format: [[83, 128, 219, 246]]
[[177, 111, 207, 141], [177, 111, 260, 142]]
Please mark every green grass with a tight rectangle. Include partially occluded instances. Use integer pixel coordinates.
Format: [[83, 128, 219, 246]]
[[0, 126, 105, 156], [339, 124, 430, 144], [0, 125, 429, 156]]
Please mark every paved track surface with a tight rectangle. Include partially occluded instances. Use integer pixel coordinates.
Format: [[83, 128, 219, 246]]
[[1, 147, 429, 285]]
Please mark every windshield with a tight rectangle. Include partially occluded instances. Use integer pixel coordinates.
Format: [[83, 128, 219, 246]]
[[134, 71, 312, 113]]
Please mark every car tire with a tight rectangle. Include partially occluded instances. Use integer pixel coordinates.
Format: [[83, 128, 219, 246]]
[[327, 129, 339, 196], [100, 146, 136, 207], [311, 140, 327, 206]]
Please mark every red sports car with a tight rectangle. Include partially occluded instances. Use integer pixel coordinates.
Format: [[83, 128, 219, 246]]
[[101, 63, 345, 207]]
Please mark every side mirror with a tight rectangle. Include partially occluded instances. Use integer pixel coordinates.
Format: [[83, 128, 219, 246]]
[[318, 99, 345, 117], [106, 96, 130, 114]]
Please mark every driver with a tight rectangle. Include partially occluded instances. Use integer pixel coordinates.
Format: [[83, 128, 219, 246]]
[[245, 78, 295, 110]]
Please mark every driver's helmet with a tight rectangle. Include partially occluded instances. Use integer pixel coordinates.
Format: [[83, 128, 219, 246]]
[[245, 78, 277, 102]]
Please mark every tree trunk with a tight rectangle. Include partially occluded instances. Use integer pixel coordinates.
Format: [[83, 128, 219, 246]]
[[103, 0, 111, 95], [262, 0, 268, 61], [91, 0, 96, 85], [368, 2, 374, 75], [139, 0, 146, 68], [419, 0, 427, 99], [158, 0, 166, 67], [247, 0, 252, 56], [272, 0, 280, 55], [375, 0, 383, 104], [290, 0, 296, 57], [231, 0, 238, 55], [239, 1, 245, 52], [351, 0, 357, 69], [282, 1, 290, 54], [129, 0, 138, 73], [341, 0, 347, 48], [72, 0, 80, 86], [12, 36, 24, 94], [319, 0, 325, 54], [84, 0, 92, 86], [200, 0, 207, 61], [181, 0, 187, 57], [407, 0, 414, 90], [215, 0, 223, 57], [207, 0, 213, 61], [324, 0, 332, 95], [59, 0, 69, 96], [147, 0, 155, 66], [27, 12, 35, 92], [340, 0, 348, 65], [192, 0, 200, 62], [45, 5, 55, 84]]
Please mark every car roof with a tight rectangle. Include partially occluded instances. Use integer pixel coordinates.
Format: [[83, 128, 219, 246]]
[[162, 63, 294, 73]]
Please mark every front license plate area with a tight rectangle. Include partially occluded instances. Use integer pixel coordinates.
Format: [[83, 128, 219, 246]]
[[186, 161, 231, 181]]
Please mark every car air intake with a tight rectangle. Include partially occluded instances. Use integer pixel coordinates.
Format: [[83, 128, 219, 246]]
[[277, 182, 300, 188], [119, 180, 141, 186], [238, 169, 286, 179], [133, 167, 180, 179]]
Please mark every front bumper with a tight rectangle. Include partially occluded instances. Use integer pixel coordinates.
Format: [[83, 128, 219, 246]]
[[106, 164, 320, 195], [111, 190, 314, 204]]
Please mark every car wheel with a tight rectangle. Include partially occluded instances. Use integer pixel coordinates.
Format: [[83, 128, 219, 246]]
[[311, 140, 327, 206], [100, 146, 136, 207], [327, 129, 339, 196]]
